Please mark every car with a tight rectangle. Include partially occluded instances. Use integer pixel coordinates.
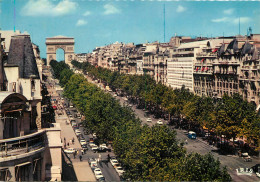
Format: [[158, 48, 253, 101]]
[[80, 139, 87, 146], [157, 120, 163, 125], [147, 118, 152, 122], [75, 130, 81, 136], [115, 166, 125, 176], [110, 159, 119, 167], [98, 177, 105, 182], [69, 115, 73, 119], [92, 145, 99, 152], [94, 168, 102, 175], [69, 105, 74, 108], [89, 138, 94, 142], [95, 174, 104, 180], [64, 148, 76, 154], [82, 144, 88, 150], [128, 104, 133, 107], [89, 142, 96, 147], [90, 161, 98, 169], [113, 163, 120, 168], [113, 94, 117, 97]]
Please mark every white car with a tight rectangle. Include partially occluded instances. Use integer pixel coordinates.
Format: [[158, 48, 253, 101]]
[[75, 130, 81, 136], [90, 161, 98, 168], [113, 94, 117, 97], [157, 120, 163, 125], [89, 142, 97, 147], [95, 174, 104, 180], [110, 159, 119, 167], [64, 148, 76, 154], [147, 118, 152, 122], [80, 139, 87, 146], [94, 168, 102, 175], [92, 145, 99, 151], [115, 166, 125, 176]]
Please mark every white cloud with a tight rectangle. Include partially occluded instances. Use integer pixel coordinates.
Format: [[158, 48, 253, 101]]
[[176, 5, 186, 13], [223, 8, 234, 15], [83, 11, 91, 16], [103, 4, 121, 15], [211, 17, 229, 23], [211, 17, 251, 24], [76, 19, 87, 26], [21, 0, 77, 17]]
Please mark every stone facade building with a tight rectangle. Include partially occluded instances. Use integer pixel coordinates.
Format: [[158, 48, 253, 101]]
[[86, 34, 260, 109], [0, 33, 62, 181]]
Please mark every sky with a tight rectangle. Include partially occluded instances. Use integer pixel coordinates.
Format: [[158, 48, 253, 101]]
[[0, 0, 260, 59]]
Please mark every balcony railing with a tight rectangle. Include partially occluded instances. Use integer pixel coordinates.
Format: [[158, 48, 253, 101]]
[[196, 52, 217, 57], [0, 130, 46, 159]]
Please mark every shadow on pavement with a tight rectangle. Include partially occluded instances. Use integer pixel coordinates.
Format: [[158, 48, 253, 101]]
[[62, 152, 78, 181]]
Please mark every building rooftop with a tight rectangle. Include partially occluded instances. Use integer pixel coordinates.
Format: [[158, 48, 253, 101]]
[[7, 35, 40, 79]]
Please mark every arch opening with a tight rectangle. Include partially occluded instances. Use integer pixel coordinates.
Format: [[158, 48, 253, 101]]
[[56, 48, 65, 62]]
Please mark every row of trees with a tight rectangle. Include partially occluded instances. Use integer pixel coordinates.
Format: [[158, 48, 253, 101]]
[[51, 60, 231, 181], [72, 60, 260, 153]]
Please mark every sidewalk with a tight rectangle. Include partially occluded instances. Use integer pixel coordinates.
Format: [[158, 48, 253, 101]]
[[48, 78, 95, 181], [55, 106, 95, 182]]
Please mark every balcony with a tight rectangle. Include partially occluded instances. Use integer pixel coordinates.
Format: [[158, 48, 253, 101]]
[[241, 66, 250, 70], [0, 130, 46, 161], [196, 52, 217, 57]]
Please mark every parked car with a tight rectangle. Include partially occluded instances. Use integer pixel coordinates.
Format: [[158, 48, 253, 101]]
[[110, 159, 119, 167], [64, 148, 76, 154], [94, 168, 102, 175], [147, 118, 152, 122], [157, 120, 163, 125], [82, 144, 88, 150], [115, 166, 125, 176], [92, 145, 99, 152], [90, 161, 98, 169], [75, 130, 81, 136], [95, 174, 104, 180], [80, 139, 87, 146]]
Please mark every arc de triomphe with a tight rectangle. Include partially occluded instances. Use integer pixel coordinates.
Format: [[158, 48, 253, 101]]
[[46, 36, 75, 66]]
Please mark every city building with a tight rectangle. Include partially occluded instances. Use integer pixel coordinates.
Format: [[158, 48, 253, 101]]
[[0, 33, 62, 181]]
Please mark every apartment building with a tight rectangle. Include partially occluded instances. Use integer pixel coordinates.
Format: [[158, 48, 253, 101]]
[[75, 53, 88, 63], [194, 38, 233, 97], [0, 33, 62, 181], [167, 42, 196, 90]]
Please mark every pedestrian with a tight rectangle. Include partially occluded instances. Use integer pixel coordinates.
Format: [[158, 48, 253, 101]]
[[70, 139, 72, 145], [67, 142, 69, 147], [185, 139, 188, 144], [72, 137, 75, 144], [79, 155, 82, 161], [81, 149, 84, 155]]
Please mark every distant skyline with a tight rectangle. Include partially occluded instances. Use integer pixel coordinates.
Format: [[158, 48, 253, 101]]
[[1, 0, 260, 59]]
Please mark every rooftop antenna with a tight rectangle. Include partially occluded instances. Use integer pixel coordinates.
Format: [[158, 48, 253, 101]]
[[239, 17, 240, 35], [163, 4, 165, 42], [13, 0, 16, 32]]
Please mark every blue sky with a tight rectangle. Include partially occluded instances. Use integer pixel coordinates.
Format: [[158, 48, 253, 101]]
[[0, 0, 260, 59]]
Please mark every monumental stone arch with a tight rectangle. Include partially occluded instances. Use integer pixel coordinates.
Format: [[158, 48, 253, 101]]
[[46, 35, 75, 66]]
